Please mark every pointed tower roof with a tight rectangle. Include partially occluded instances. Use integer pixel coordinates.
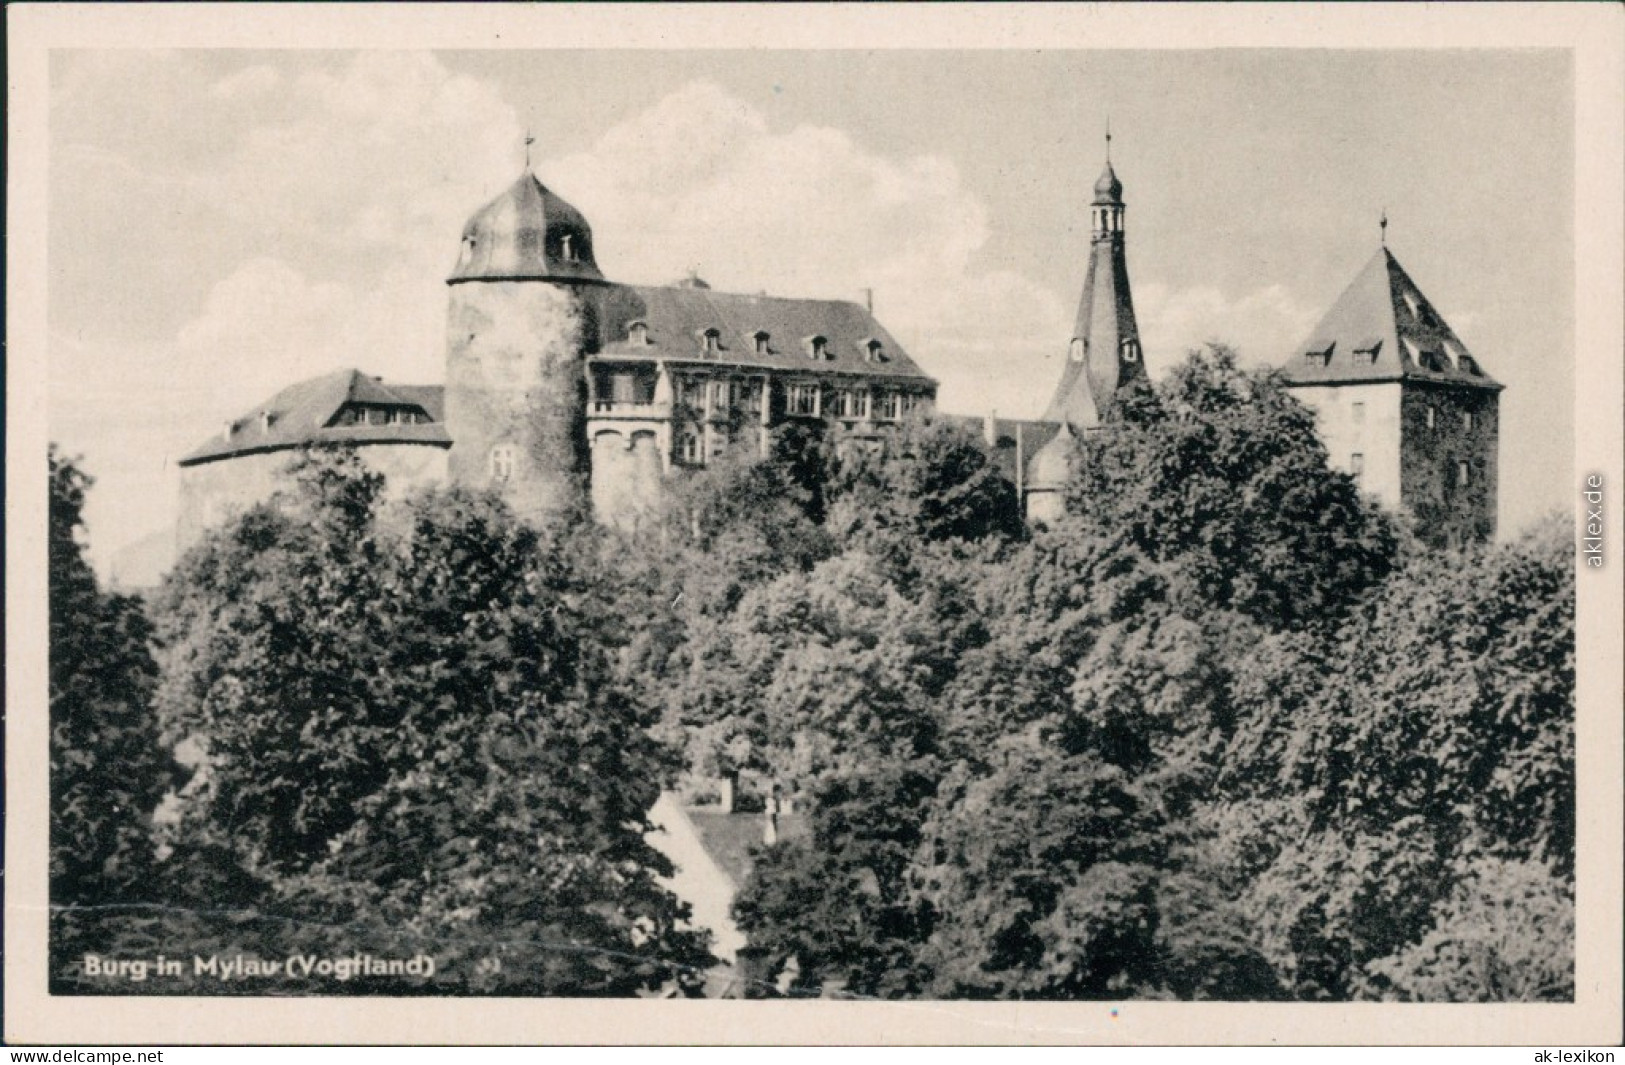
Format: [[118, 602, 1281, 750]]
[[1093, 161, 1123, 205], [448, 171, 605, 284], [1042, 148, 1145, 427], [1282, 247, 1501, 391]]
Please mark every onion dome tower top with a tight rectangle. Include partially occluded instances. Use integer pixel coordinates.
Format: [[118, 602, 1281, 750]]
[[448, 167, 604, 284]]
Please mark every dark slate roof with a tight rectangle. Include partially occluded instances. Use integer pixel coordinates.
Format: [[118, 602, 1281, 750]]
[[179, 369, 449, 467], [588, 283, 936, 385], [448, 172, 605, 284], [1281, 248, 1503, 391], [1043, 238, 1144, 426], [1093, 160, 1124, 205]]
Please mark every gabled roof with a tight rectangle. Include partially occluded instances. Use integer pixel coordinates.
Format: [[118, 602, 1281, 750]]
[[589, 283, 936, 385], [179, 369, 449, 467], [1281, 248, 1503, 391]]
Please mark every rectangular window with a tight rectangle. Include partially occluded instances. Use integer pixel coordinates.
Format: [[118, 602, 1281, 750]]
[[1351, 402, 1365, 425], [1456, 460, 1471, 488], [709, 379, 735, 413], [1425, 405, 1436, 430], [491, 445, 515, 483], [788, 383, 820, 417], [830, 389, 870, 419], [679, 431, 703, 466], [1461, 410, 1475, 431], [875, 391, 901, 420], [1350, 452, 1364, 479]]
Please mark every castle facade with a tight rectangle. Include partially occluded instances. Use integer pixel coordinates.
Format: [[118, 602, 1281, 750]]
[[176, 147, 1502, 554]]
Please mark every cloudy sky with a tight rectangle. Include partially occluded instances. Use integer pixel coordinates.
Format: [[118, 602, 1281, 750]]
[[48, 48, 1572, 569]]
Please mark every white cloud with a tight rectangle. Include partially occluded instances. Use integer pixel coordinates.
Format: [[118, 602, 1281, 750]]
[[1134, 281, 1321, 378], [551, 81, 1069, 419], [208, 53, 522, 269]]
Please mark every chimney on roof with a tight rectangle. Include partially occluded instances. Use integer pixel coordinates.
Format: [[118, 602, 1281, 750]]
[[984, 409, 998, 447], [259, 410, 274, 433], [861, 288, 874, 314], [222, 420, 236, 441]]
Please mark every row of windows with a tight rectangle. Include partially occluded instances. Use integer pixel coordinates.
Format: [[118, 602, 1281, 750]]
[[786, 383, 920, 420], [1345, 401, 1480, 431], [627, 321, 888, 363], [330, 404, 432, 428], [1348, 452, 1475, 488]]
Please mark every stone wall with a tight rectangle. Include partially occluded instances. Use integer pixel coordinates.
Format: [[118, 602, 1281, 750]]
[[444, 280, 590, 528], [1401, 384, 1499, 546], [1288, 382, 1404, 513], [590, 425, 666, 531], [176, 443, 449, 555]]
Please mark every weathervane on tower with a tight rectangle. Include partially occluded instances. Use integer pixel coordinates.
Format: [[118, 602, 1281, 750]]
[[524, 129, 535, 173], [1380, 207, 1388, 246]]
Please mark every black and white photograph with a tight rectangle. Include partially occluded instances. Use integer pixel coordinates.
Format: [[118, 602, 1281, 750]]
[[7, 2, 1623, 1048]]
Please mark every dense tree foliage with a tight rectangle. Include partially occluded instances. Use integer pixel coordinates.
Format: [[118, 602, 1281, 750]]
[[51, 341, 1573, 1002], [720, 348, 1573, 1002], [141, 450, 711, 995], [49, 448, 180, 976]]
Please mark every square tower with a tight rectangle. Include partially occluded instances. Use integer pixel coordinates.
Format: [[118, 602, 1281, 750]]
[[1282, 246, 1503, 548]]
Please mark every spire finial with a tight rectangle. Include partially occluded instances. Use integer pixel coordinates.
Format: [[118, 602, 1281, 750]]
[[1380, 207, 1388, 246], [523, 129, 535, 172], [1105, 116, 1112, 162]]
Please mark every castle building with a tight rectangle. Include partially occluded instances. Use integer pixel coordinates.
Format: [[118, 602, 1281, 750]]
[[177, 167, 937, 547], [174, 146, 1502, 557], [1278, 236, 1503, 547]]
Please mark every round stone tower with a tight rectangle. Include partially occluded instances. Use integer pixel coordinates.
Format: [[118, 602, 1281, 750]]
[[443, 169, 604, 526]]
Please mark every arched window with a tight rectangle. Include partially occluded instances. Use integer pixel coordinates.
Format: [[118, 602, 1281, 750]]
[[1069, 338, 1086, 363], [753, 330, 771, 355], [701, 328, 722, 356], [560, 232, 576, 263], [628, 320, 650, 346], [805, 335, 829, 361], [1120, 338, 1141, 363]]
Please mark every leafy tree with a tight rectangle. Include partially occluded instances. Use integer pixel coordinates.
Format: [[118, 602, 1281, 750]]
[[50, 448, 180, 994], [151, 449, 711, 995], [1065, 346, 1398, 629], [49, 447, 177, 939], [825, 418, 1024, 557]]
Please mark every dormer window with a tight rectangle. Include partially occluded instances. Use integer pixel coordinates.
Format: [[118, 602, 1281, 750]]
[[1354, 340, 1383, 364], [1069, 338, 1086, 363], [805, 335, 829, 361], [627, 320, 650, 346], [861, 338, 886, 363], [560, 233, 577, 263], [1403, 291, 1422, 318], [1120, 338, 1141, 363], [700, 328, 722, 356], [753, 330, 771, 356], [1305, 343, 1334, 367]]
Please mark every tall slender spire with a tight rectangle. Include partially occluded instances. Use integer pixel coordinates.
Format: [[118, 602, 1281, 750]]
[[1042, 136, 1144, 427], [523, 129, 535, 173]]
